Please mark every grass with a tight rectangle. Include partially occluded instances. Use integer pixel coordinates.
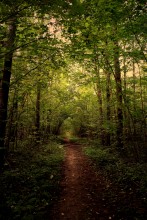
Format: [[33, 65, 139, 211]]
[[0, 140, 64, 220]]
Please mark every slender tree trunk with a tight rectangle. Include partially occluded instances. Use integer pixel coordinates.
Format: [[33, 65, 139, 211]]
[[113, 40, 123, 149], [96, 71, 103, 126], [10, 97, 18, 151], [5, 88, 18, 151], [47, 109, 51, 135], [138, 64, 146, 141], [101, 41, 114, 146], [35, 83, 41, 143], [94, 59, 104, 144], [123, 44, 127, 110], [0, 17, 16, 167], [132, 55, 138, 142], [133, 58, 136, 110], [105, 71, 111, 146], [123, 44, 130, 140]]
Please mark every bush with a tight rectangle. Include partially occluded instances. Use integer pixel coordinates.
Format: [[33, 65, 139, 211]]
[[85, 147, 117, 167]]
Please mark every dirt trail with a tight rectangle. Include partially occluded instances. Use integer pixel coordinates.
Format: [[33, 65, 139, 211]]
[[50, 142, 114, 220]]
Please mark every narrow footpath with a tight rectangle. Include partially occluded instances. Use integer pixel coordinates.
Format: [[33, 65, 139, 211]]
[[49, 142, 116, 220]]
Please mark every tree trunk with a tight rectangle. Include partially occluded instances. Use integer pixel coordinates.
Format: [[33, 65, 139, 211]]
[[94, 59, 104, 144], [47, 109, 52, 134], [5, 88, 18, 151], [113, 40, 123, 149], [105, 71, 111, 146], [35, 83, 41, 143], [132, 53, 137, 139], [138, 63, 146, 142], [0, 17, 16, 167]]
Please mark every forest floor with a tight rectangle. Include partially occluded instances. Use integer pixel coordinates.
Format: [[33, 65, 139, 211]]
[[0, 139, 146, 219], [49, 140, 146, 220]]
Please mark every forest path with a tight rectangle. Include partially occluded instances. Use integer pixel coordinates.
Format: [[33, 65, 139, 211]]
[[49, 141, 115, 220]]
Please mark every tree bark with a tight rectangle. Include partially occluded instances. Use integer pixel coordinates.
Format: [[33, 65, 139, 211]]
[[94, 58, 104, 144], [0, 17, 17, 167], [35, 83, 41, 143], [105, 71, 111, 146], [5, 88, 18, 151], [102, 45, 112, 146], [113, 40, 123, 149]]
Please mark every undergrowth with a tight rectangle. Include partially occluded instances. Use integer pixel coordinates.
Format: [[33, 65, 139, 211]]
[[0, 140, 64, 220], [84, 143, 147, 219], [84, 145, 147, 192]]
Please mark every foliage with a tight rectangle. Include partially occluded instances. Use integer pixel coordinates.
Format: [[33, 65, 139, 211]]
[[0, 140, 64, 220], [85, 146, 117, 167], [0, 0, 146, 217], [0, 0, 146, 158], [84, 144, 147, 196]]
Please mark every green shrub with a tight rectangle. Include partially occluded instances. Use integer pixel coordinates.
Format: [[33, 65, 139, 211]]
[[85, 147, 117, 167]]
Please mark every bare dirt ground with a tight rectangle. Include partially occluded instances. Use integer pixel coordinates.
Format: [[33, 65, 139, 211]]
[[49, 142, 116, 220]]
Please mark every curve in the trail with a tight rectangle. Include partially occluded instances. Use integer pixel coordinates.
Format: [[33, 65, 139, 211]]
[[50, 142, 114, 220]]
